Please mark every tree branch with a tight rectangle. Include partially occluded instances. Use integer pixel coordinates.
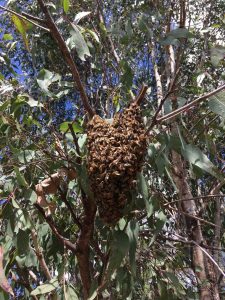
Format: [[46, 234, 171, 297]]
[[31, 229, 52, 281], [157, 84, 225, 123], [34, 203, 77, 253], [134, 84, 148, 106], [76, 193, 96, 299], [37, 0, 95, 118], [0, 5, 49, 32]]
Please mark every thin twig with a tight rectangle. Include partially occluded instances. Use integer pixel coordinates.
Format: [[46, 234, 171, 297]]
[[164, 194, 225, 206], [157, 84, 225, 123], [170, 206, 219, 227], [59, 190, 82, 229], [21, 11, 45, 23], [0, 5, 49, 32], [31, 229, 52, 281], [37, 0, 95, 118]]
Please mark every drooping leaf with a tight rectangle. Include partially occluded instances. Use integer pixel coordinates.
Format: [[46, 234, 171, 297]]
[[120, 60, 133, 89], [181, 144, 223, 180], [126, 220, 139, 275], [137, 173, 153, 215], [16, 229, 30, 256], [14, 167, 28, 187], [0, 246, 14, 297], [74, 11, 91, 24], [107, 231, 130, 278], [65, 285, 79, 300], [210, 45, 225, 66], [11, 15, 31, 51], [67, 25, 91, 61], [63, 0, 70, 13], [208, 90, 225, 118], [31, 277, 59, 296], [37, 69, 61, 95]]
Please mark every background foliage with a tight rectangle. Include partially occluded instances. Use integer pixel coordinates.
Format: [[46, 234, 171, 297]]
[[0, 0, 225, 299]]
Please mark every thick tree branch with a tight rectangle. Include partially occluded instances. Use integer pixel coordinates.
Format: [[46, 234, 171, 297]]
[[37, 0, 94, 118], [134, 84, 148, 106], [76, 193, 96, 300]]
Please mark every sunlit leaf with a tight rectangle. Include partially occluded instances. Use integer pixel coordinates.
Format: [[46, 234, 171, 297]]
[[65, 285, 79, 299], [74, 11, 91, 24], [60, 121, 83, 133], [67, 24, 91, 61], [31, 277, 59, 296], [63, 0, 70, 13], [37, 69, 61, 95], [14, 167, 28, 187], [3, 34, 13, 41], [11, 15, 31, 51]]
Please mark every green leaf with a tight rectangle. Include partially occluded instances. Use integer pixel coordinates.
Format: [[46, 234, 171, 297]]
[[74, 11, 91, 24], [60, 121, 83, 133], [107, 231, 129, 277], [68, 25, 91, 61], [18, 150, 35, 164], [137, 173, 149, 201], [120, 60, 133, 89], [26, 96, 43, 108], [14, 167, 28, 187], [137, 173, 153, 215], [181, 144, 223, 181], [31, 277, 59, 296], [11, 15, 31, 51], [3, 34, 13, 41], [37, 69, 61, 95], [210, 45, 225, 66], [169, 28, 194, 39], [15, 209, 32, 233], [63, 0, 70, 13], [208, 90, 225, 118], [24, 189, 37, 204], [65, 285, 78, 299], [0, 247, 14, 297], [75, 162, 93, 199], [16, 229, 30, 256], [126, 220, 139, 275]]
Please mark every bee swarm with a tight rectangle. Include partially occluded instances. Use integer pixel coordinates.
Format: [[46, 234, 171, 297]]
[[87, 103, 147, 225]]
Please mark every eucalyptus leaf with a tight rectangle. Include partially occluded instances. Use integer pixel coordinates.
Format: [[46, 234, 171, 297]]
[[74, 11, 91, 24], [31, 277, 59, 296], [63, 0, 70, 13], [68, 25, 91, 61], [208, 90, 225, 118], [181, 144, 223, 180]]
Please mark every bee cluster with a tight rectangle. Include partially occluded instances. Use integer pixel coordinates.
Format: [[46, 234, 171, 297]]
[[87, 103, 147, 225]]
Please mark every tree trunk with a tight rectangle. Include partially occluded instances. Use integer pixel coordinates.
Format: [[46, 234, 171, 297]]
[[171, 149, 218, 299]]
